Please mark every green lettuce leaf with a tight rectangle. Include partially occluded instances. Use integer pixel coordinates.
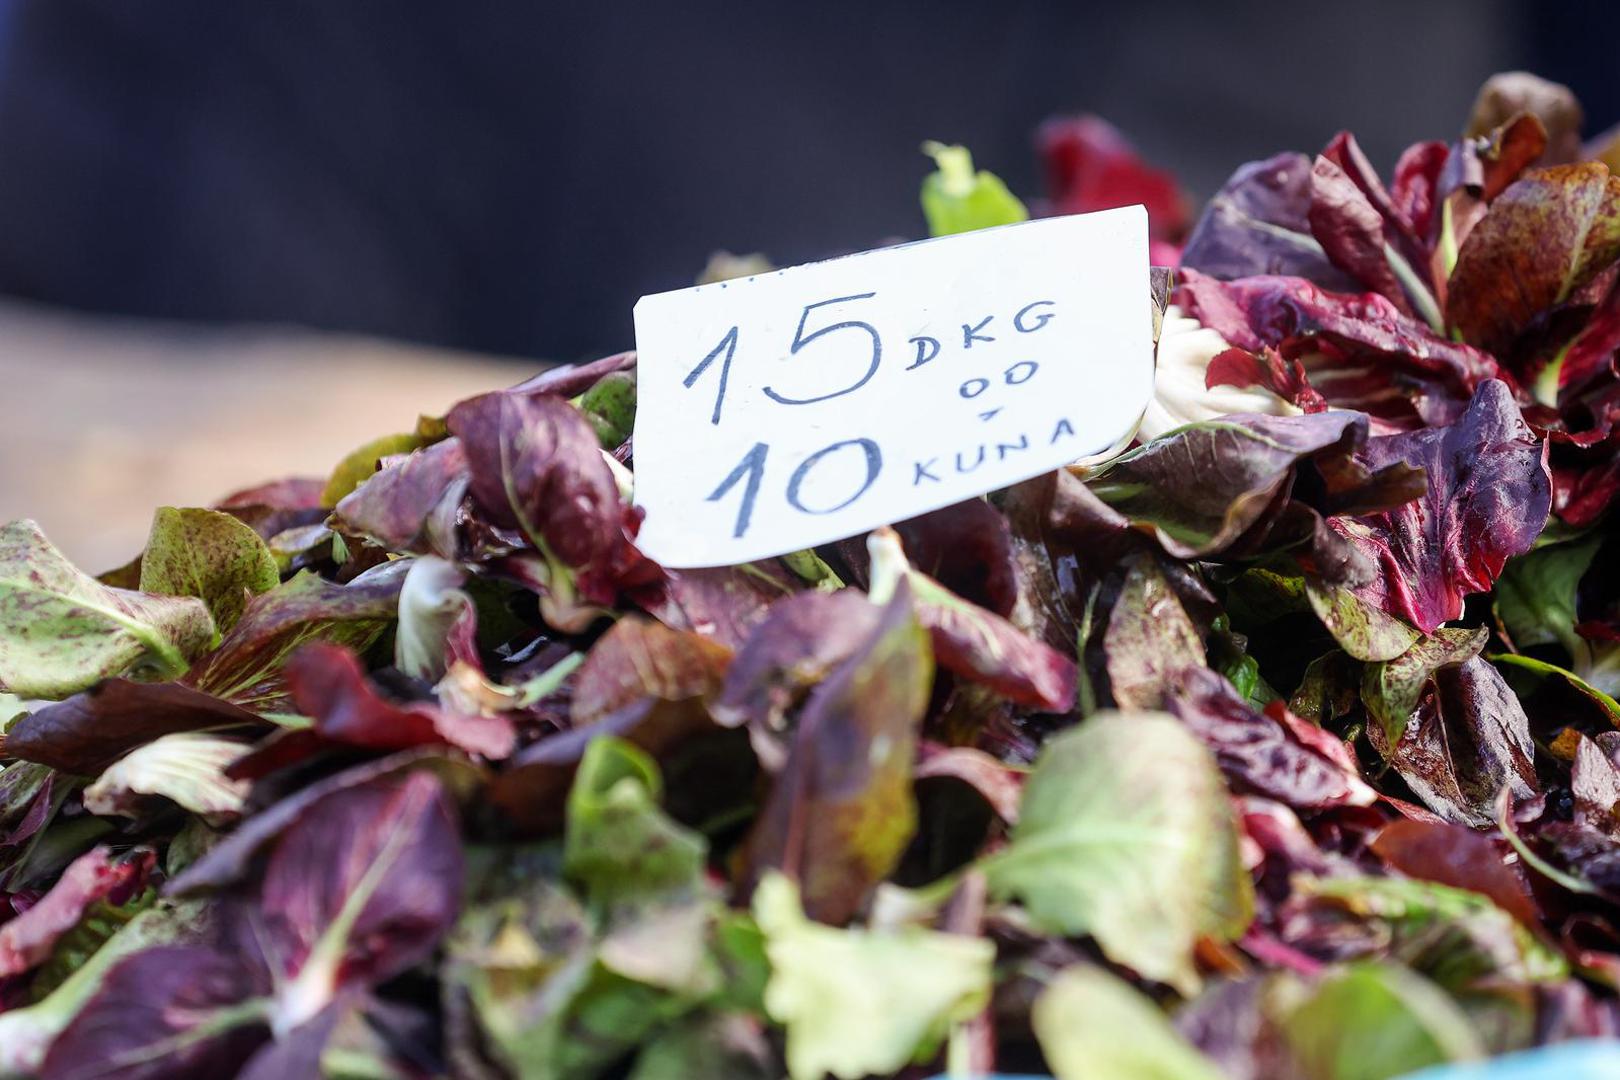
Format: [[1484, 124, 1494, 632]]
[[1033, 964, 1225, 1080], [982, 710, 1251, 993]]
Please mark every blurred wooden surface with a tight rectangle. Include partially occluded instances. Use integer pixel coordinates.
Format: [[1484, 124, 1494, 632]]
[[0, 300, 537, 573]]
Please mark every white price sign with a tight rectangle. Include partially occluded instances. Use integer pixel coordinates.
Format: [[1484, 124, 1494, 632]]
[[631, 206, 1153, 568]]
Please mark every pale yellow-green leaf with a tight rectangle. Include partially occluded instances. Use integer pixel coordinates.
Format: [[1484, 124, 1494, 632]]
[[1034, 965, 1225, 1080], [753, 873, 992, 1080], [83, 732, 251, 820]]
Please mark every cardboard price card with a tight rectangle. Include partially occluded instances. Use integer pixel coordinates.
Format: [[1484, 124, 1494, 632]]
[[631, 205, 1153, 568]]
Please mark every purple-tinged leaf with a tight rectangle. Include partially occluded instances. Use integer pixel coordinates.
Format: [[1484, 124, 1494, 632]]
[[1368, 657, 1537, 826], [1465, 71, 1583, 165], [743, 583, 932, 924], [331, 438, 469, 556], [1309, 153, 1415, 316], [446, 389, 623, 571], [870, 529, 1075, 712], [1205, 346, 1327, 414], [713, 590, 883, 735], [1180, 153, 1361, 287], [893, 499, 1020, 616], [1100, 554, 1205, 710], [635, 562, 800, 650], [1361, 627, 1490, 745], [170, 750, 479, 895], [1165, 667, 1375, 809], [570, 616, 732, 727], [914, 743, 1024, 824], [1175, 269, 1498, 427], [183, 567, 404, 711], [39, 945, 270, 1080], [1370, 819, 1541, 929], [1333, 381, 1551, 634], [249, 770, 462, 1019], [1084, 407, 1401, 563], [508, 350, 637, 398]]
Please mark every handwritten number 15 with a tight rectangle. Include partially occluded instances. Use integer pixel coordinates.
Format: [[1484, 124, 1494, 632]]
[[683, 293, 882, 424]]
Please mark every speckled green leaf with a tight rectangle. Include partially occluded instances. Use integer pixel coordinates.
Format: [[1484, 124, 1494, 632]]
[[0, 520, 215, 699], [564, 737, 706, 913], [139, 507, 280, 635], [1362, 627, 1489, 744], [1448, 163, 1620, 354], [1103, 554, 1206, 709], [1305, 577, 1420, 662], [1495, 535, 1600, 658]]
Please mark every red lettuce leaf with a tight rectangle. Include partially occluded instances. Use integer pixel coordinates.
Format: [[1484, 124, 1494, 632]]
[[1164, 667, 1375, 810], [284, 643, 515, 758], [1367, 657, 1537, 826], [1205, 346, 1327, 413], [506, 350, 636, 399], [1370, 819, 1540, 928], [871, 530, 1076, 712], [445, 389, 625, 572], [1084, 406, 1420, 583], [0, 846, 153, 978], [1332, 380, 1550, 634], [1309, 151, 1418, 316], [1, 680, 263, 775], [1037, 114, 1189, 245], [633, 561, 801, 650], [243, 770, 462, 997], [1176, 268, 1498, 428], [39, 945, 271, 1080], [170, 751, 474, 895], [569, 616, 732, 727], [713, 589, 883, 736]]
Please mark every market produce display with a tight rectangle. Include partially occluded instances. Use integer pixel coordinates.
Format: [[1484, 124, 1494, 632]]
[[6, 70, 1620, 1078]]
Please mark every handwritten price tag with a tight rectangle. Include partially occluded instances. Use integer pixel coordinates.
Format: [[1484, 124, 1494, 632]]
[[631, 206, 1152, 568]]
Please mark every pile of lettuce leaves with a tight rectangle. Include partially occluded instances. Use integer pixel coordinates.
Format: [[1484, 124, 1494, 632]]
[[8, 71, 1620, 1080]]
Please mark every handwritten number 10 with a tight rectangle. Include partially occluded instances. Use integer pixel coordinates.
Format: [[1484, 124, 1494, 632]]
[[707, 438, 883, 539]]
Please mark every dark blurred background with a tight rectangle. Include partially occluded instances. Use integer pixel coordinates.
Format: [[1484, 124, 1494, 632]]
[[0, 0, 1613, 363]]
